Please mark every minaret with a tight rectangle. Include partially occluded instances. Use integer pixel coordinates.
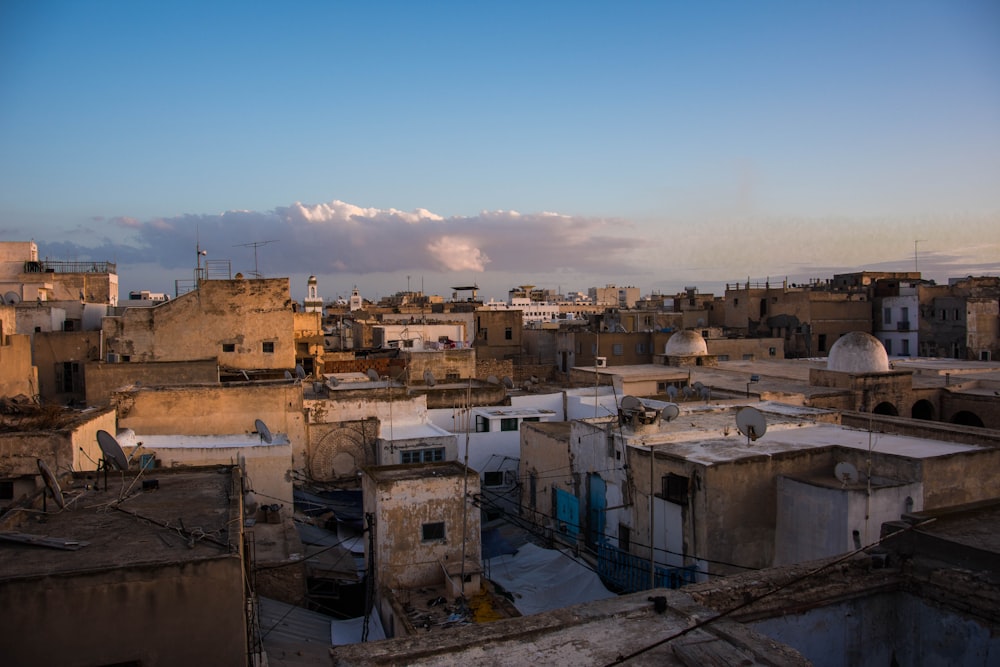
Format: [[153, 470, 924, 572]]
[[349, 286, 363, 312], [304, 275, 324, 314]]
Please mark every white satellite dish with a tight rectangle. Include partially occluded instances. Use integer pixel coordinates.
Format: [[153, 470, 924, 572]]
[[284, 370, 293, 380], [37, 458, 66, 510], [486, 375, 499, 385], [366, 368, 380, 381], [835, 461, 860, 485], [735, 407, 767, 443], [661, 404, 680, 422], [502, 376, 514, 389], [621, 395, 643, 412], [295, 364, 307, 380], [96, 429, 129, 470], [254, 419, 273, 444], [424, 370, 436, 387], [4, 291, 21, 305]]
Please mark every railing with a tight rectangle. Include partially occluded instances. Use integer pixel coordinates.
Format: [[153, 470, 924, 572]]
[[597, 543, 698, 593], [25, 260, 116, 274], [897, 321, 911, 331]]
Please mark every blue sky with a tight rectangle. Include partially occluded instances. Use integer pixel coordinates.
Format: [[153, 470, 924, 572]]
[[1, 1, 998, 302]]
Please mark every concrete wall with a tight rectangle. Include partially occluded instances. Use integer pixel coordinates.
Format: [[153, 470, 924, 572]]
[[103, 278, 295, 369], [0, 407, 115, 476], [113, 383, 308, 467], [85, 359, 220, 407], [12, 303, 65, 334], [751, 592, 1000, 667], [404, 348, 476, 382], [0, 556, 246, 667], [32, 330, 103, 403], [519, 422, 574, 527], [364, 463, 481, 591], [0, 333, 36, 398]]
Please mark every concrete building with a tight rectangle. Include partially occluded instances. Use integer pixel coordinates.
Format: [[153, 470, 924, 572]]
[[0, 303, 37, 399], [919, 276, 1000, 361], [0, 467, 250, 667], [0, 240, 119, 307], [590, 283, 640, 308], [362, 461, 482, 637], [873, 278, 921, 357]]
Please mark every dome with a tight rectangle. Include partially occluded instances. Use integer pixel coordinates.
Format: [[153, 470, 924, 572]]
[[664, 330, 708, 357], [308, 275, 317, 283], [827, 332, 889, 373]]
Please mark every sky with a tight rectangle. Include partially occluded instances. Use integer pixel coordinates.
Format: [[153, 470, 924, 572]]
[[1, 1, 998, 303]]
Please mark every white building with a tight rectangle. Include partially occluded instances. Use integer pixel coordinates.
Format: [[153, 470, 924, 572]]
[[876, 282, 919, 357]]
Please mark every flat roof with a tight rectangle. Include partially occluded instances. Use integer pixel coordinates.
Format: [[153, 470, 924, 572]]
[[0, 467, 238, 580], [380, 421, 453, 441], [364, 460, 473, 482], [136, 433, 290, 449], [472, 407, 557, 418], [633, 409, 985, 465]]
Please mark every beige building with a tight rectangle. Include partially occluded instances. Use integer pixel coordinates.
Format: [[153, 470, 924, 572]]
[[0, 467, 249, 667], [0, 303, 37, 399], [0, 240, 119, 306], [362, 461, 482, 637], [103, 277, 298, 370]]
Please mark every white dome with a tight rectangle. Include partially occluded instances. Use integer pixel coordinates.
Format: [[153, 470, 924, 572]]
[[827, 332, 889, 373], [664, 330, 708, 357]]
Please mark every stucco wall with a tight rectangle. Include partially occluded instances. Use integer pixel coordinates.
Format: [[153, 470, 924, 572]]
[[103, 278, 295, 369], [85, 359, 219, 407], [364, 464, 481, 591], [0, 333, 36, 398], [32, 330, 102, 403], [0, 408, 115, 476], [0, 557, 246, 667], [113, 383, 308, 467]]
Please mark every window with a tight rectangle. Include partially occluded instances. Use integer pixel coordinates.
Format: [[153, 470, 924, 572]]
[[954, 309, 961, 321], [401, 448, 445, 464], [901, 339, 910, 356], [422, 522, 446, 541], [607, 432, 616, 457], [618, 524, 631, 551], [483, 471, 505, 487], [522, 416, 539, 423], [768, 347, 777, 357], [818, 334, 827, 352], [500, 418, 518, 432], [901, 307, 909, 322], [717, 354, 730, 361], [939, 309, 946, 321], [505, 327, 513, 340], [612, 343, 623, 356], [54, 362, 83, 394], [222, 343, 235, 353], [0, 480, 13, 500], [475, 416, 490, 432], [883, 307, 892, 324], [742, 354, 753, 360], [480, 327, 488, 340], [635, 342, 646, 354], [885, 338, 892, 355], [262, 341, 275, 353], [702, 331, 709, 338], [662, 473, 689, 506]]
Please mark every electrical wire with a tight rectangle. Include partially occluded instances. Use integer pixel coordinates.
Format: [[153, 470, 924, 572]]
[[602, 518, 935, 665]]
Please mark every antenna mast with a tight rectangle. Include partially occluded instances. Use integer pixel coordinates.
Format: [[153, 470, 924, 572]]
[[914, 239, 926, 274], [234, 240, 279, 278]]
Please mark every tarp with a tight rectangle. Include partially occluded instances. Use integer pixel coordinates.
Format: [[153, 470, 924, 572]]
[[330, 611, 387, 645], [486, 542, 615, 616], [481, 526, 518, 560]]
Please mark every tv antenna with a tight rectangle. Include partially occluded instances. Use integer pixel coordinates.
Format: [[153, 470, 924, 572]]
[[233, 240, 279, 278], [914, 238, 926, 273], [735, 407, 767, 444]]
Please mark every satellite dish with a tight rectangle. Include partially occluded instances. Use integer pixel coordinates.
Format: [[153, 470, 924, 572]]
[[835, 461, 860, 485], [621, 395, 643, 412], [666, 385, 678, 400], [328, 375, 340, 387], [366, 368, 380, 381], [682, 385, 694, 399], [96, 430, 129, 470], [693, 381, 705, 391], [295, 364, 306, 379], [662, 404, 680, 422], [700, 386, 712, 401], [486, 375, 499, 385], [502, 376, 514, 389], [254, 419, 273, 444], [284, 370, 293, 380], [37, 458, 66, 510], [4, 291, 20, 305], [424, 370, 436, 387], [735, 407, 767, 443]]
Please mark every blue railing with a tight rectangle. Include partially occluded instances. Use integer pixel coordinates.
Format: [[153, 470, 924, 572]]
[[598, 544, 698, 593]]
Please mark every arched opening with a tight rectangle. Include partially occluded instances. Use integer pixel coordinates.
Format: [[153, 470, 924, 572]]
[[951, 411, 984, 428], [873, 402, 898, 416], [911, 400, 935, 421]]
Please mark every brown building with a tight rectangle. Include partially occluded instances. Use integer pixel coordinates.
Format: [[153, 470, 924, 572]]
[[0, 467, 250, 667]]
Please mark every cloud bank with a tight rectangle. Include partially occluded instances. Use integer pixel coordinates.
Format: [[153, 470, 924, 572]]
[[38, 200, 641, 280]]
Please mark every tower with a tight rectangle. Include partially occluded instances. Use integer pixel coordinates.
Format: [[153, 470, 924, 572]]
[[304, 275, 324, 314]]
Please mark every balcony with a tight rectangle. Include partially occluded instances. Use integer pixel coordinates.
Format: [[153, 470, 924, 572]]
[[897, 321, 911, 331]]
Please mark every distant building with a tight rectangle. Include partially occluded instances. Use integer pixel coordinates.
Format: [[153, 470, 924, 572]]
[[304, 275, 324, 314]]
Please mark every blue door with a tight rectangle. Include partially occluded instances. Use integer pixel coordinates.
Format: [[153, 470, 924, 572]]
[[555, 488, 580, 536]]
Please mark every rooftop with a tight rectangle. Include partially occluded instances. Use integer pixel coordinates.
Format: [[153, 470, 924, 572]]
[[0, 467, 240, 580]]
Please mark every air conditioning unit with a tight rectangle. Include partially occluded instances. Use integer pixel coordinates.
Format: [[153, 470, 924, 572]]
[[595, 356, 607, 368], [106, 353, 121, 363]]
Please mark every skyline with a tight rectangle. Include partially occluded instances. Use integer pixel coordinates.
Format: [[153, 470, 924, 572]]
[[1, 1, 998, 301]]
